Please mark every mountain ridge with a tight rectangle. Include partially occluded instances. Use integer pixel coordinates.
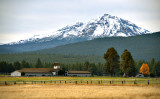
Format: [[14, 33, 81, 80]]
[[8, 14, 150, 45], [36, 32, 160, 61], [0, 14, 150, 54], [0, 32, 159, 63]]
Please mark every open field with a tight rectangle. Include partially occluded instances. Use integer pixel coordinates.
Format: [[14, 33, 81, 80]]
[[0, 84, 160, 99], [0, 76, 159, 81]]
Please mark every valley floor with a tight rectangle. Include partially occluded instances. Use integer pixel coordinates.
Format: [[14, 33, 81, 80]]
[[0, 84, 160, 99]]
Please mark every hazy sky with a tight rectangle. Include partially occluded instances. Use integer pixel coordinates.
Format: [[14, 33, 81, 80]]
[[0, 0, 160, 43]]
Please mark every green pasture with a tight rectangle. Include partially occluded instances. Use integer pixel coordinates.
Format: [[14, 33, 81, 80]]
[[0, 76, 159, 81]]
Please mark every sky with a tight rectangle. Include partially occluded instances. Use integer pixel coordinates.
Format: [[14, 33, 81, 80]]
[[0, 0, 160, 44]]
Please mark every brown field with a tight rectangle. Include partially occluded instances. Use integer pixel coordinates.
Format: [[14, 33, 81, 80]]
[[0, 84, 160, 99]]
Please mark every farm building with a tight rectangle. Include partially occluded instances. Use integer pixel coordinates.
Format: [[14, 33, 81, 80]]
[[11, 71, 21, 76], [66, 71, 91, 77], [135, 73, 144, 77], [11, 62, 92, 77], [11, 62, 60, 76]]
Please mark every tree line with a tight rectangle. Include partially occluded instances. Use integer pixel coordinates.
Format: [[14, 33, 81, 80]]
[[0, 53, 104, 64], [104, 47, 160, 77], [0, 47, 160, 77]]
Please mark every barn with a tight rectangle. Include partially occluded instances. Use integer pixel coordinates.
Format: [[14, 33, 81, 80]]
[[66, 71, 91, 77], [11, 71, 21, 76], [11, 68, 60, 76], [11, 62, 60, 76]]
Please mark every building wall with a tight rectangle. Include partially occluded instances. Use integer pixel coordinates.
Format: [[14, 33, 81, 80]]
[[136, 74, 144, 77], [54, 66, 60, 69], [11, 71, 21, 76], [52, 72, 56, 76], [67, 73, 91, 77], [25, 73, 53, 76]]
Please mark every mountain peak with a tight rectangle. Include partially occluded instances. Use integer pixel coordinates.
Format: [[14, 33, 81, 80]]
[[102, 13, 113, 18], [16, 14, 150, 42], [5, 13, 150, 50]]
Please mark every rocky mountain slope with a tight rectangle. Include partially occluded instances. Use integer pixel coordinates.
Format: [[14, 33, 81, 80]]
[[0, 14, 150, 53]]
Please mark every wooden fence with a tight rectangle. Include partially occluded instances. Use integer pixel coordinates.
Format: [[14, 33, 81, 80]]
[[0, 79, 160, 85]]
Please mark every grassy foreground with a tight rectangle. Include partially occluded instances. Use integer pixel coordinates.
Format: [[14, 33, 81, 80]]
[[0, 76, 158, 81], [0, 84, 160, 99], [0, 77, 160, 85]]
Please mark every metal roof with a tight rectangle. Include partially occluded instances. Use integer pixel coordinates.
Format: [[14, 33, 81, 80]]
[[17, 68, 59, 73], [68, 71, 91, 74]]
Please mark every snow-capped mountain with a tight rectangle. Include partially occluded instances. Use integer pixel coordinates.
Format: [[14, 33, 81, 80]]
[[56, 14, 149, 39], [0, 14, 150, 53], [9, 14, 149, 45]]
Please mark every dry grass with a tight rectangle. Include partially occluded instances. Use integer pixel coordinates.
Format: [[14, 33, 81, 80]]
[[0, 84, 160, 99]]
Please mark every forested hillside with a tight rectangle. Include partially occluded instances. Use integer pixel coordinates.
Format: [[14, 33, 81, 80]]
[[38, 32, 160, 61], [0, 53, 104, 64], [0, 32, 159, 64]]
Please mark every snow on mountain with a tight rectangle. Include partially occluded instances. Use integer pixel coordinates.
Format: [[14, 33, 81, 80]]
[[8, 14, 150, 45], [54, 14, 149, 39]]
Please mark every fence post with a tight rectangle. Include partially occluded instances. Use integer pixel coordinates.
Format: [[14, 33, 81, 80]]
[[91, 80, 92, 84], [70, 80, 71, 83], [110, 81, 111, 84], [75, 81, 77, 84], [5, 81, 7, 85], [44, 81, 45, 84], [134, 80, 136, 84], [14, 81, 16, 85], [98, 80, 100, 84], [65, 81, 66, 84], [148, 80, 149, 85], [122, 81, 123, 84], [23, 81, 25, 84], [60, 80, 61, 84], [81, 80, 82, 84], [87, 81, 88, 84]]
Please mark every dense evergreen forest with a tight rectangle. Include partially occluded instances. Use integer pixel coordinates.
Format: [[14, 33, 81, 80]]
[[0, 53, 104, 64], [37, 32, 160, 61], [0, 57, 160, 77]]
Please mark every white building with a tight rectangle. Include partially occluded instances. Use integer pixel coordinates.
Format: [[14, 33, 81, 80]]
[[11, 71, 21, 76], [53, 62, 60, 69], [11, 62, 92, 77], [135, 73, 144, 77], [11, 62, 60, 76], [66, 71, 91, 77]]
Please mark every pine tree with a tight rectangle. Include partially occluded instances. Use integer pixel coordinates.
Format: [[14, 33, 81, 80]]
[[151, 58, 155, 66], [120, 49, 137, 77], [21, 60, 30, 68], [14, 61, 21, 70], [35, 58, 42, 68], [150, 58, 155, 72], [104, 47, 120, 76], [0, 61, 14, 73], [97, 62, 103, 76], [153, 61, 160, 77], [83, 61, 90, 70], [89, 63, 97, 75]]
